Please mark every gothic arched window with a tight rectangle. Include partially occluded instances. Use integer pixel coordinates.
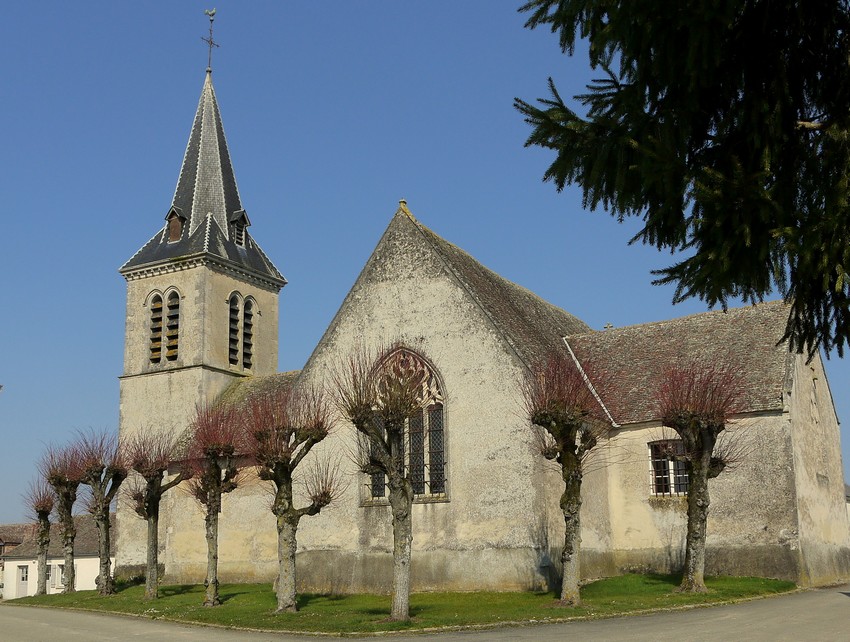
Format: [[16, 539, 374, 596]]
[[370, 348, 446, 500]]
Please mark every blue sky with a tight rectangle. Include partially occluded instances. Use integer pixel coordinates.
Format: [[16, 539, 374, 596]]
[[1, 2, 847, 523]]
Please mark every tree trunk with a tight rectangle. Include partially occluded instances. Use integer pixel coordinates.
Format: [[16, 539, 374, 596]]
[[204, 492, 221, 607], [59, 501, 76, 594], [276, 514, 299, 612], [387, 475, 413, 622], [145, 505, 160, 600], [559, 462, 582, 605], [94, 507, 115, 595], [679, 444, 713, 593], [35, 514, 50, 596]]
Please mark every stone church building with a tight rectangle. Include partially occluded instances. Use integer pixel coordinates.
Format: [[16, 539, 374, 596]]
[[115, 70, 850, 591]]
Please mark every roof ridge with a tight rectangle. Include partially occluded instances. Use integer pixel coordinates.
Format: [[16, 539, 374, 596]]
[[401, 206, 588, 366], [404, 212, 532, 366], [569, 300, 789, 339]]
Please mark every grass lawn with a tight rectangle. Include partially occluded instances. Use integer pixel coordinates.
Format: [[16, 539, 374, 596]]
[[9, 574, 796, 634]]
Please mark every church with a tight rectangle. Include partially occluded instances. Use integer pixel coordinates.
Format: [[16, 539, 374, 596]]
[[115, 68, 850, 591]]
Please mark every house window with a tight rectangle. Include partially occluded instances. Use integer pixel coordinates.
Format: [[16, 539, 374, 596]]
[[45, 564, 51, 581], [649, 440, 689, 496], [18, 566, 27, 582], [149, 295, 163, 363], [57, 564, 65, 587], [370, 348, 447, 500], [227, 293, 255, 370]]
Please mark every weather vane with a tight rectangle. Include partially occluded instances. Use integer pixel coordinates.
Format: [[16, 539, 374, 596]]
[[201, 8, 219, 72]]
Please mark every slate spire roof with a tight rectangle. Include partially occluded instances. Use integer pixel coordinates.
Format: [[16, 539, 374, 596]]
[[120, 71, 285, 288]]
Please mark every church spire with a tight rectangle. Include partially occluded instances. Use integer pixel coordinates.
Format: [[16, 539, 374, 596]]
[[120, 71, 284, 289], [172, 70, 243, 238]]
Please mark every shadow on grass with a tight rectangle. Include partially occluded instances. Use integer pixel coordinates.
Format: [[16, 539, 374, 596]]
[[158, 585, 198, 597], [640, 573, 683, 588], [295, 593, 348, 609], [219, 590, 251, 604]]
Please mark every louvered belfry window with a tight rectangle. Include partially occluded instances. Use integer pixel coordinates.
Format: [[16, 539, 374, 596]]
[[149, 295, 163, 363], [165, 292, 180, 361], [242, 299, 254, 369], [370, 348, 446, 499], [228, 295, 240, 366], [228, 294, 256, 370]]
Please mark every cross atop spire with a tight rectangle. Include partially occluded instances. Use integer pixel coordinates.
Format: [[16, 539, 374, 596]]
[[201, 8, 219, 73]]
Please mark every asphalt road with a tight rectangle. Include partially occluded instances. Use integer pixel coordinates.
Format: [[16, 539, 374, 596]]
[[0, 584, 848, 641]]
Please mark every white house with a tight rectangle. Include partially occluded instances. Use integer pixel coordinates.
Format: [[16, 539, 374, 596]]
[[2, 515, 112, 599]]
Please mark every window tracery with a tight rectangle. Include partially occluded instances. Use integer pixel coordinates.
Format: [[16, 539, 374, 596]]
[[370, 348, 446, 500]]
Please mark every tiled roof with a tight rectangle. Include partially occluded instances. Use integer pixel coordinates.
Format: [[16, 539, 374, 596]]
[[0, 524, 35, 546], [567, 301, 794, 425], [4, 514, 113, 559], [120, 71, 285, 288], [217, 370, 301, 407], [403, 206, 590, 365]]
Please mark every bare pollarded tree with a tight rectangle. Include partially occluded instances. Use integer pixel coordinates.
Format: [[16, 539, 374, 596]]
[[24, 479, 55, 596], [334, 344, 429, 622], [242, 384, 341, 613], [124, 430, 192, 600], [523, 349, 610, 606], [77, 430, 127, 595], [655, 360, 743, 593], [40, 444, 84, 593], [187, 403, 244, 607]]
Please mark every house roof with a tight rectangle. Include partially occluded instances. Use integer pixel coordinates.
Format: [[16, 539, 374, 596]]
[[120, 71, 285, 289], [4, 514, 113, 559], [567, 301, 794, 425], [403, 204, 589, 365], [0, 524, 34, 547]]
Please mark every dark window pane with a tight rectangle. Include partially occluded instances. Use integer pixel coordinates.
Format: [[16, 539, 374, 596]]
[[428, 405, 445, 494], [409, 410, 425, 495]]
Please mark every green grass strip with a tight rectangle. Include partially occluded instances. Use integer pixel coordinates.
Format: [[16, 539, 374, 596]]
[[9, 574, 796, 634]]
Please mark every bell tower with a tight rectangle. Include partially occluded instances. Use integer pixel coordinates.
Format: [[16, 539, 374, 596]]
[[117, 68, 285, 444], [115, 12, 285, 574]]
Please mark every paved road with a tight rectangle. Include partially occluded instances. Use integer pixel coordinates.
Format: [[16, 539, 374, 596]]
[[1, 585, 848, 641]]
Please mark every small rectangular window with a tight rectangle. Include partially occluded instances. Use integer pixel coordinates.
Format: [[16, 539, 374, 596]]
[[649, 440, 689, 496]]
